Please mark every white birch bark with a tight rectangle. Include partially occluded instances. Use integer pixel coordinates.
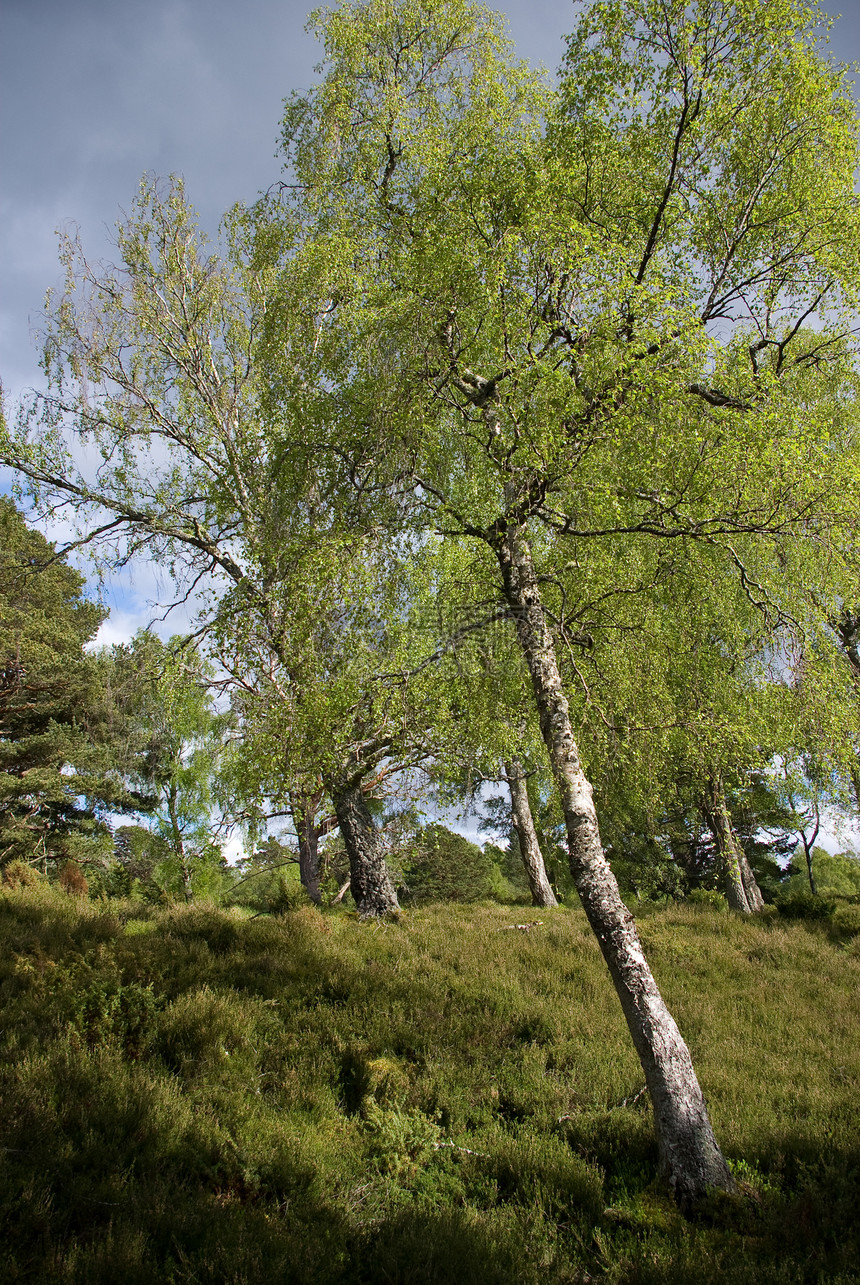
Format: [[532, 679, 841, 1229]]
[[494, 522, 734, 1210], [706, 776, 763, 914], [505, 758, 558, 908]]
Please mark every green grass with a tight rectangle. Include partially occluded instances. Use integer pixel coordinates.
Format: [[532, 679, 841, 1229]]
[[1, 887, 858, 1283]]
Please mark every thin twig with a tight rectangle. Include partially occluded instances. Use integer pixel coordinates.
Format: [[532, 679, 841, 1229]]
[[433, 1140, 490, 1158]]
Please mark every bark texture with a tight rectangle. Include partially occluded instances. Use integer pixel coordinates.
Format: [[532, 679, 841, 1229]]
[[505, 758, 558, 907], [495, 524, 734, 1211], [799, 827, 819, 895], [835, 611, 860, 815], [843, 765, 858, 817], [705, 776, 764, 914], [329, 780, 400, 918], [738, 848, 764, 913], [291, 795, 323, 905]]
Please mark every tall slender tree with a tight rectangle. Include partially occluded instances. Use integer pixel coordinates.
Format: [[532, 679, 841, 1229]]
[[269, 0, 860, 1206], [2, 178, 424, 915]]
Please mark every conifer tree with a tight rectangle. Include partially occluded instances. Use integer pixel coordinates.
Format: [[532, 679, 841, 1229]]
[[0, 498, 142, 872]]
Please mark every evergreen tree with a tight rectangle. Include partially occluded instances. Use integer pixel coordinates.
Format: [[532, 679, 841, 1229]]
[[0, 498, 142, 872], [402, 823, 497, 904]]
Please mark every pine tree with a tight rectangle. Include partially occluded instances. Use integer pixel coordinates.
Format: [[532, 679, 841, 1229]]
[[0, 499, 141, 872]]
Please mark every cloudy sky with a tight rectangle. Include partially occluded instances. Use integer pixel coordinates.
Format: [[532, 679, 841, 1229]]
[[0, 0, 587, 634], [0, 0, 594, 404], [3, 0, 858, 412], [2, 0, 858, 618]]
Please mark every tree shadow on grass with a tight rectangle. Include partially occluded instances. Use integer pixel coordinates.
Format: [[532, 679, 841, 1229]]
[[1, 894, 858, 1284]]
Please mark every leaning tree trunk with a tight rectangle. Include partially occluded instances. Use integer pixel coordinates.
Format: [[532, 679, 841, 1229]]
[[835, 612, 860, 819], [738, 848, 764, 913], [851, 762, 860, 818], [494, 523, 734, 1211], [705, 776, 762, 914], [505, 758, 558, 908], [328, 778, 400, 918]]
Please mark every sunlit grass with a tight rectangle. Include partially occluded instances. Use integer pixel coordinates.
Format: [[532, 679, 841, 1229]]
[[1, 887, 858, 1282]]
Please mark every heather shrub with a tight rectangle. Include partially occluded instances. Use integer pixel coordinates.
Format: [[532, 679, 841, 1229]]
[[58, 858, 89, 897], [776, 890, 836, 921], [0, 888, 858, 1283], [687, 887, 729, 912], [1, 860, 41, 890]]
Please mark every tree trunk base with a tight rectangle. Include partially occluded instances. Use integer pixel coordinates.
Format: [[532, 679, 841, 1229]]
[[331, 781, 400, 918], [495, 522, 735, 1211]]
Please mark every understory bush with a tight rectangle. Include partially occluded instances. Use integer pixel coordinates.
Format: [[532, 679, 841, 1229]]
[[775, 890, 837, 921]]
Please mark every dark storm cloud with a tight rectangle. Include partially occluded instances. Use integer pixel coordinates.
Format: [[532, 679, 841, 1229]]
[[1, 0, 857, 404], [1, 0, 318, 400]]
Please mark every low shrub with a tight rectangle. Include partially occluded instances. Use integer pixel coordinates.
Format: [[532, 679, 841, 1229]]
[[687, 888, 729, 912], [58, 859, 89, 897], [831, 902, 860, 938], [775, 890, 836, 921], [1, 860, 42, 890]]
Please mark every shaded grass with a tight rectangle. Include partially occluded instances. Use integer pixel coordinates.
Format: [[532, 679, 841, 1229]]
[[0, 887, 858, 1282]]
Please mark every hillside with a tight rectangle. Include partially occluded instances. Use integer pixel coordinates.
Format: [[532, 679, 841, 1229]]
[[1, 888, 858, 1283]]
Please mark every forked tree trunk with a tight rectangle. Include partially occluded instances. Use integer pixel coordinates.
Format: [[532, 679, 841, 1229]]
[[329, 779, 400, 918], [494, 524, 734, 1211], [705, 776, 762, 914], [505, 758, 558, 907], [803, 840, 818, 895]]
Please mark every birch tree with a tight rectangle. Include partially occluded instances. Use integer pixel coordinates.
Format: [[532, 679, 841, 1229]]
[[271, 0, 860, 1208], [2, 179, 419, 915]]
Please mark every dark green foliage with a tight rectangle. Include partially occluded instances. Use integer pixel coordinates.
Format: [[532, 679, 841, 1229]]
[[480, 788, 574, 902], [727, 775, 798, 898], [86, 824, 174, 901], [113, 825, 172, 884], [775, 891, 837, 921], [600, 772, 798, 906], [224, 837, 307, 914], [0, 500, 144, 875], [402, 824, 497, 903], [602, 806, 688, 904], [1, 886, 859, 1282]]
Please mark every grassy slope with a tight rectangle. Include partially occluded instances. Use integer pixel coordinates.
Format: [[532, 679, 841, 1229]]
[[0, 889, 858, 1284]]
